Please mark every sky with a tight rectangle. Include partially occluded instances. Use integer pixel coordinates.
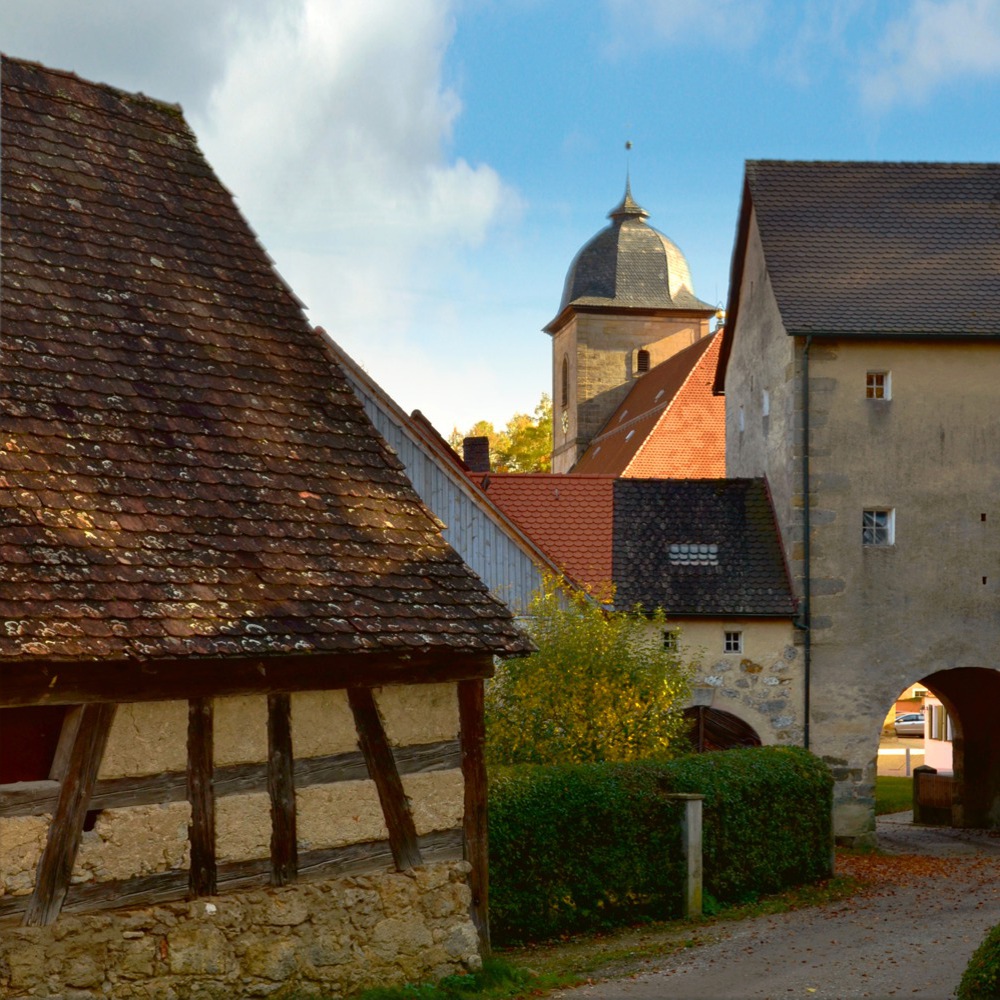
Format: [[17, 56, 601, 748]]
[[2, 0, 999, 436]]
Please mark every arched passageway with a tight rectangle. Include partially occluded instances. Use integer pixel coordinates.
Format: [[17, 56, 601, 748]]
[[921, 667, 1000, 828], [684, 707, 761, 752]]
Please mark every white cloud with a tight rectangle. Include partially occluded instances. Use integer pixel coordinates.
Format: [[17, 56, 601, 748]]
[[860, 0, 1000, 110], [192, 0, 522, 414], [603, 0, 768, 53]]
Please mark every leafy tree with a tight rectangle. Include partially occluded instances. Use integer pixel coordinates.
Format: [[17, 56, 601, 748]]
[[485, 578, 692, 765], [450, 394, 552, 472]]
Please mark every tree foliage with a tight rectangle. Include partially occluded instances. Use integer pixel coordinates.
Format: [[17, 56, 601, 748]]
[[485, 579, 691, 765], [450, 394, 552, 473]]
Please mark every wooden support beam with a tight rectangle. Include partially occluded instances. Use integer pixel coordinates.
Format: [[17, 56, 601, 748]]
[[458, 678, 490, 955], [0, 652, 493, 708], [187, 697, 216, 897], [348, 686, 422, 872], [48, 706, 83, 781], [23, 702, 116, 926], [267, 693, 297, 886]]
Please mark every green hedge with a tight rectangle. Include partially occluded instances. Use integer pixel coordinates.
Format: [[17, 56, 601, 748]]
[[957, 923, 1000, 999], [488, 746, 833, 944]]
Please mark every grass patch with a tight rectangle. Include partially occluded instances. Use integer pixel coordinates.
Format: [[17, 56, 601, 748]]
[[349, 957, 575, 1000], [876, 775, 913, 815]]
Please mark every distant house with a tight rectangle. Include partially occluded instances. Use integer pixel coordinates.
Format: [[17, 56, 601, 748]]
[[571, 331, 725, 478], [0, 55, 530, 996], [471, 470, 799, 748], [717, 159, 1000, 840]]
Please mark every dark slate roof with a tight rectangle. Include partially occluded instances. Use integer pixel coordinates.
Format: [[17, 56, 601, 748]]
[[0, 55, 531, 662], [545, 182, 714, 333], [716, 159, 1000, 391], [612, 479, 795, 617]]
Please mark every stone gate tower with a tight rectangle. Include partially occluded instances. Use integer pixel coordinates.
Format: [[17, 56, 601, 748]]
[[546, 181, 716, 473]]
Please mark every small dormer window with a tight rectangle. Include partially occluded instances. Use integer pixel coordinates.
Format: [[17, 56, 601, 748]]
[[669, 543, 719, 566], [637, 349, 651, 373]]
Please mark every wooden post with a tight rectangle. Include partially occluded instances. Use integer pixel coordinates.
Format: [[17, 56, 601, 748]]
[[458, 678, 490, 955], [348, 686, 422, 872], [267, 693, 298, 886], [187, 697, 217, 897], [24, 702, 116, 926], [667, 793, 704, 918]]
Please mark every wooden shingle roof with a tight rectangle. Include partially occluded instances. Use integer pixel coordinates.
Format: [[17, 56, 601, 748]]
[[0, 55, 531, 663], [612, 479, 795, 617]]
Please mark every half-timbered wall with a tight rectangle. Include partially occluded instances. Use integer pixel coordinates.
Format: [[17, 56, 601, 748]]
[[0, 681, 485, 997]]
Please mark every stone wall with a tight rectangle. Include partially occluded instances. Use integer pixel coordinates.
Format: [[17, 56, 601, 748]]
[[0, 861, 479, 999]]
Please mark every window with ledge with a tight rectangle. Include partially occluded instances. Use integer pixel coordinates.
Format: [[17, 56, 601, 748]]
[[724, 630, 743, 654], [866, 371, 890, 399], [862, 508, 895, 546]]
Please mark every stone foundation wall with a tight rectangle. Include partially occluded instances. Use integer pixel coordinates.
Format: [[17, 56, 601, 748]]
[[0, 861, 480, 999]]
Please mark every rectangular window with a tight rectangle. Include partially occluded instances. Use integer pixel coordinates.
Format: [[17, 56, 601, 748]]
[[663, 629, 679, 651], [866, 371, 890, 399], [724, 630, 743, 654], [863, 508, 895, 546]]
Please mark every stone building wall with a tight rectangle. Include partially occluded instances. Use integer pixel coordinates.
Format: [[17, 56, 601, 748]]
[[662, 618, 802, 746], [0, 861, 479, 999]]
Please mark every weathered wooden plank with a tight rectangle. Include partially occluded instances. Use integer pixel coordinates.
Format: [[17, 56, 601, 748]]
[[48, 707, 82, 781], [187, 698, 216, 897], [267, 693, 297, 886], [459, 678, 490, 954], [0, 740, 463, 817], [0, 653, 493, 708], [348, 686, 422, 872], [0, 829, 464, 923], [23, 702, 116, 927]]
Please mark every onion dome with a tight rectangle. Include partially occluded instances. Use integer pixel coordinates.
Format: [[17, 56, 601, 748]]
[[546, 181, 713, 332]]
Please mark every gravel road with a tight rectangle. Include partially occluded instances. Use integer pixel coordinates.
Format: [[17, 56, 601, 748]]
[[551, 813, 1000, 1000]]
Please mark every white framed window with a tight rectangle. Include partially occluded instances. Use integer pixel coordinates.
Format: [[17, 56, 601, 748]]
[[866, 371, 891, 400], [862, 508, 895, 546], [724, 630, 743, 654], [663, 629, 679, 651]]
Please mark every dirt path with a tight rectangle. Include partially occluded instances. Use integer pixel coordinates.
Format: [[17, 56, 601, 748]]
[[550, 814, 1000, 1000]]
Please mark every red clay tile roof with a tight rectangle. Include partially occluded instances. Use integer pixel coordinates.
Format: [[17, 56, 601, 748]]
[[467, 473, 614, 593], [572, 333, 724, 478], [0, 55, 531, 662]]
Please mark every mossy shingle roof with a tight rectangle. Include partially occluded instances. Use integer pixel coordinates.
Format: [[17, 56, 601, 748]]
[[0, 55, 531, 662]]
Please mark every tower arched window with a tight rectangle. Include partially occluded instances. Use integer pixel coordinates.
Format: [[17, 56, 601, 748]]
[[561, 355, 569, 408], [637, 349, 651, 373]]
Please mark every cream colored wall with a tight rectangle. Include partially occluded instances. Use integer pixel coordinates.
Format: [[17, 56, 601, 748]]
[[663, 617, 802, 745], [1, 683, 466, 893], [725, 206, 1000, 841]]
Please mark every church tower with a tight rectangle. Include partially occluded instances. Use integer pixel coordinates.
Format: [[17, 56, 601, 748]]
[[546, 182, 716, 473]]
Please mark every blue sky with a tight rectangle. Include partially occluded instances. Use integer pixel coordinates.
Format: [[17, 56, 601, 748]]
[[2, 1, 999, 434]]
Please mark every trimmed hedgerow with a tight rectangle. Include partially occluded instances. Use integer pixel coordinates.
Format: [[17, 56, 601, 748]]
[[488, 746, 833, 944], [957, 923, 1000, 999]]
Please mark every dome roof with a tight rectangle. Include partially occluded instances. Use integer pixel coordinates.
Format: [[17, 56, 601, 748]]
[[546, 182, 713, 331]]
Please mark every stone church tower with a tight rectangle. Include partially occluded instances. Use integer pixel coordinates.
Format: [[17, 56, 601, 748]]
[[546, 182, 716, 473]]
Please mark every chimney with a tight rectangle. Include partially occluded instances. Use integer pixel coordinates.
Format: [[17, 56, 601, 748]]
[[463, 436, 490, 473]]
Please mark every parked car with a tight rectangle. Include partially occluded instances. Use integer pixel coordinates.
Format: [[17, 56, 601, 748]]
[[894, 712, 925, 738]]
